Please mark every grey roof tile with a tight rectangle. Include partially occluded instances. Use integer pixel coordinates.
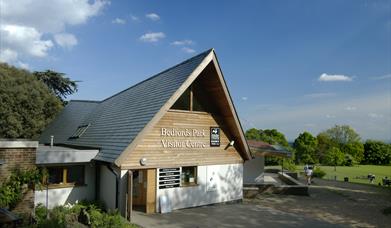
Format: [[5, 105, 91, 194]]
[[39, 49, 212, 163]]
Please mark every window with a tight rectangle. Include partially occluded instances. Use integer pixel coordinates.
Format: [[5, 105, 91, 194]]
[[171, 88, 190, 110], [170, 85, 206, 112], [45, 165, 85, 187], [181, 166, 197, 186], [69, 124, 90, 139]]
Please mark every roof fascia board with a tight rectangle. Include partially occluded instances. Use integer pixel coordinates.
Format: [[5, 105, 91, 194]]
[[210, 53, 251, 160], [114, 51, 215, 167]]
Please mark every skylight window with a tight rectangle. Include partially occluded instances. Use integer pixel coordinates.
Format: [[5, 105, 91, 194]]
[[69, 124, 90, 139]]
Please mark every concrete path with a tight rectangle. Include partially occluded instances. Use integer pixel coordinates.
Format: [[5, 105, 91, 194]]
[[132, 202, 341, 228]]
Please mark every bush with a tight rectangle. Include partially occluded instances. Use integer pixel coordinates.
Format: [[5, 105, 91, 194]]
[[281, 158, 296, 172], [0, 168, 45, 209], [33, 201, 136, 228], [312, 167, 326, 178]]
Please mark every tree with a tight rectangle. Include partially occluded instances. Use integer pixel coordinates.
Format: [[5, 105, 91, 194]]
[[245, 128, 292, 166], [293, 131, 318, 164], [245, 128, 261, 140], [323, 125, 360, 145], [258, 129, 289, 147], [341, 141, 364, 164], [33, 70, 78, 102], [318, 125, 363, 165], [0, 63, 63, 139], [323, 147, 345, 166], [316, 132, 337, 163], [363, 140, 391, 165]]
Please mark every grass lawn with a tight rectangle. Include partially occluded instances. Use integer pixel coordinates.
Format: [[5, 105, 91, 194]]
[[267, 165, 391, 186]]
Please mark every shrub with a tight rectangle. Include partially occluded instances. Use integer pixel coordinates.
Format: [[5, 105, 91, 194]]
[[0, 168, 45, 209], [33, 201, 136, 228], [312, 167, 326, 178]]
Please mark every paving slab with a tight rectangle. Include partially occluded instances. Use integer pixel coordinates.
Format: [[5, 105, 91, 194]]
[[132, 202, 342, 228]]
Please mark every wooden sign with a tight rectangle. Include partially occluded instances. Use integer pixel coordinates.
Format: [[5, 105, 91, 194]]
[[210, 127, 220, 147]]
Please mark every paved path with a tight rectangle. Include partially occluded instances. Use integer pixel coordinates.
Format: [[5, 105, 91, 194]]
[[132, 202, 338, 228], [133, 178, 391, 228]]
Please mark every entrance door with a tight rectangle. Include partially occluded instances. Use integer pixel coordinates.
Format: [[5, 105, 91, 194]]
[[129, 169, 156, 214], [132, 170, 147, 211]]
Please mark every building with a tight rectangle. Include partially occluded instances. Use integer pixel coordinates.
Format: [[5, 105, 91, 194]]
[[36, 49, 252, 218]]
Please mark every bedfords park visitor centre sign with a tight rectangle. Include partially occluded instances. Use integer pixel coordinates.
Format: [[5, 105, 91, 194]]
[[160, 127, 220, 148]]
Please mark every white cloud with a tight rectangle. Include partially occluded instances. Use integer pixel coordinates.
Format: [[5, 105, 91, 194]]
[[139, 32, 165, 42], [181, 47, 196, 54], [325, 114, 336, 119], [1, 24, 53, 58], [54, 33, 78, 49], [145, 13, 160, 21], [112, 18, 126, 24], [130, 15, 139, 22], [171, 40, 194, 46], [241, 97, 248, 101], [371, 74, 391, 80], [345, 106, 357, 111], [368, 113, 383, 118], [17, 61, 29, 69], [0, 0, 107, 65], [318, 73, 353, 82], [0, 48, 18, 62], [304, 92, 336, 98]]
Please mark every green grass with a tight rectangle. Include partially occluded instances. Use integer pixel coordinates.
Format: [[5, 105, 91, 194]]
[[267, 165, 391, 186]]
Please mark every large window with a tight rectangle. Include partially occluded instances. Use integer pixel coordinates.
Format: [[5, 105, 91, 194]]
[[181, 166, 197, 186], [171, 85, 206, 112], [45, 165, 85, 187]]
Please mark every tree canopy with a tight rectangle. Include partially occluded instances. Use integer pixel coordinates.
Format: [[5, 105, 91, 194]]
[[0, 63, 63, 139], [322, 125, 360, 145], [293, 131, 318, 164], [33, 70, 78, 102], [363, 140, 391, 165]]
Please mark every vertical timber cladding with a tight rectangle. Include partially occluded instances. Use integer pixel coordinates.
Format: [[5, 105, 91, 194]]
[[123, 110, 243, 168]]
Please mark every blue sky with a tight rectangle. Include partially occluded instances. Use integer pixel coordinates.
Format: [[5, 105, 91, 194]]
[[1, 0, 390, 141]]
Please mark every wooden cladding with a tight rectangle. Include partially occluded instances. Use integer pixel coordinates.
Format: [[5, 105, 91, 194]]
[[121, 110, 243, 169]]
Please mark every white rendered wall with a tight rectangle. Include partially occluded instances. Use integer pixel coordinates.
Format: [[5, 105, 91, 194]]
[[118, 169, 128, 216], [156, 163, 243, 211], [98, 165, 116, 211], [35, 164, 95, 209], [243, 156, 264, 184]]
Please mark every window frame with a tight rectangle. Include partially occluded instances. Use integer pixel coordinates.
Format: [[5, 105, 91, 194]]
[[69, 124, 90, 139], [43, 165, 86, 189], [170, 85, 207, 113], [180, 166, 198, 187]]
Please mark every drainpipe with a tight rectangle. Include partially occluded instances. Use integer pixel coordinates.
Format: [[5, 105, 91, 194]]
[[107, 165, 120, 209]]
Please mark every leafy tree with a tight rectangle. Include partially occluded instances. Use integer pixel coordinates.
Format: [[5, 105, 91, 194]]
[[33, 70, 78, 102], [318, 125, 363, 165], [293, 131, 318, 164], [363, 140, 391, 165], [258, 129, 289, 147], [245, 128, 292, 165], [0, 63, 63, 139], [316, 132, 337, 163], [323, 125, 360, 145], [245, 128, 261, 140], [323, 147, 345, 166], [341, 141, 364, 164]]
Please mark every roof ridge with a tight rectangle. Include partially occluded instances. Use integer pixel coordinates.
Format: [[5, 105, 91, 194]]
[[70, 99, 101, 103], [69, 100, 101, 103], [100, 48, 214, 103]]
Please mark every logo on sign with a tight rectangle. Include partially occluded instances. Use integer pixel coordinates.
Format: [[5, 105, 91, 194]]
[[210, 127, 220, 147]]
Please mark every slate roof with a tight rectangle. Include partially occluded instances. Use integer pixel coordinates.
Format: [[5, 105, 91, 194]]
[[39, 49, 213, 163]]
